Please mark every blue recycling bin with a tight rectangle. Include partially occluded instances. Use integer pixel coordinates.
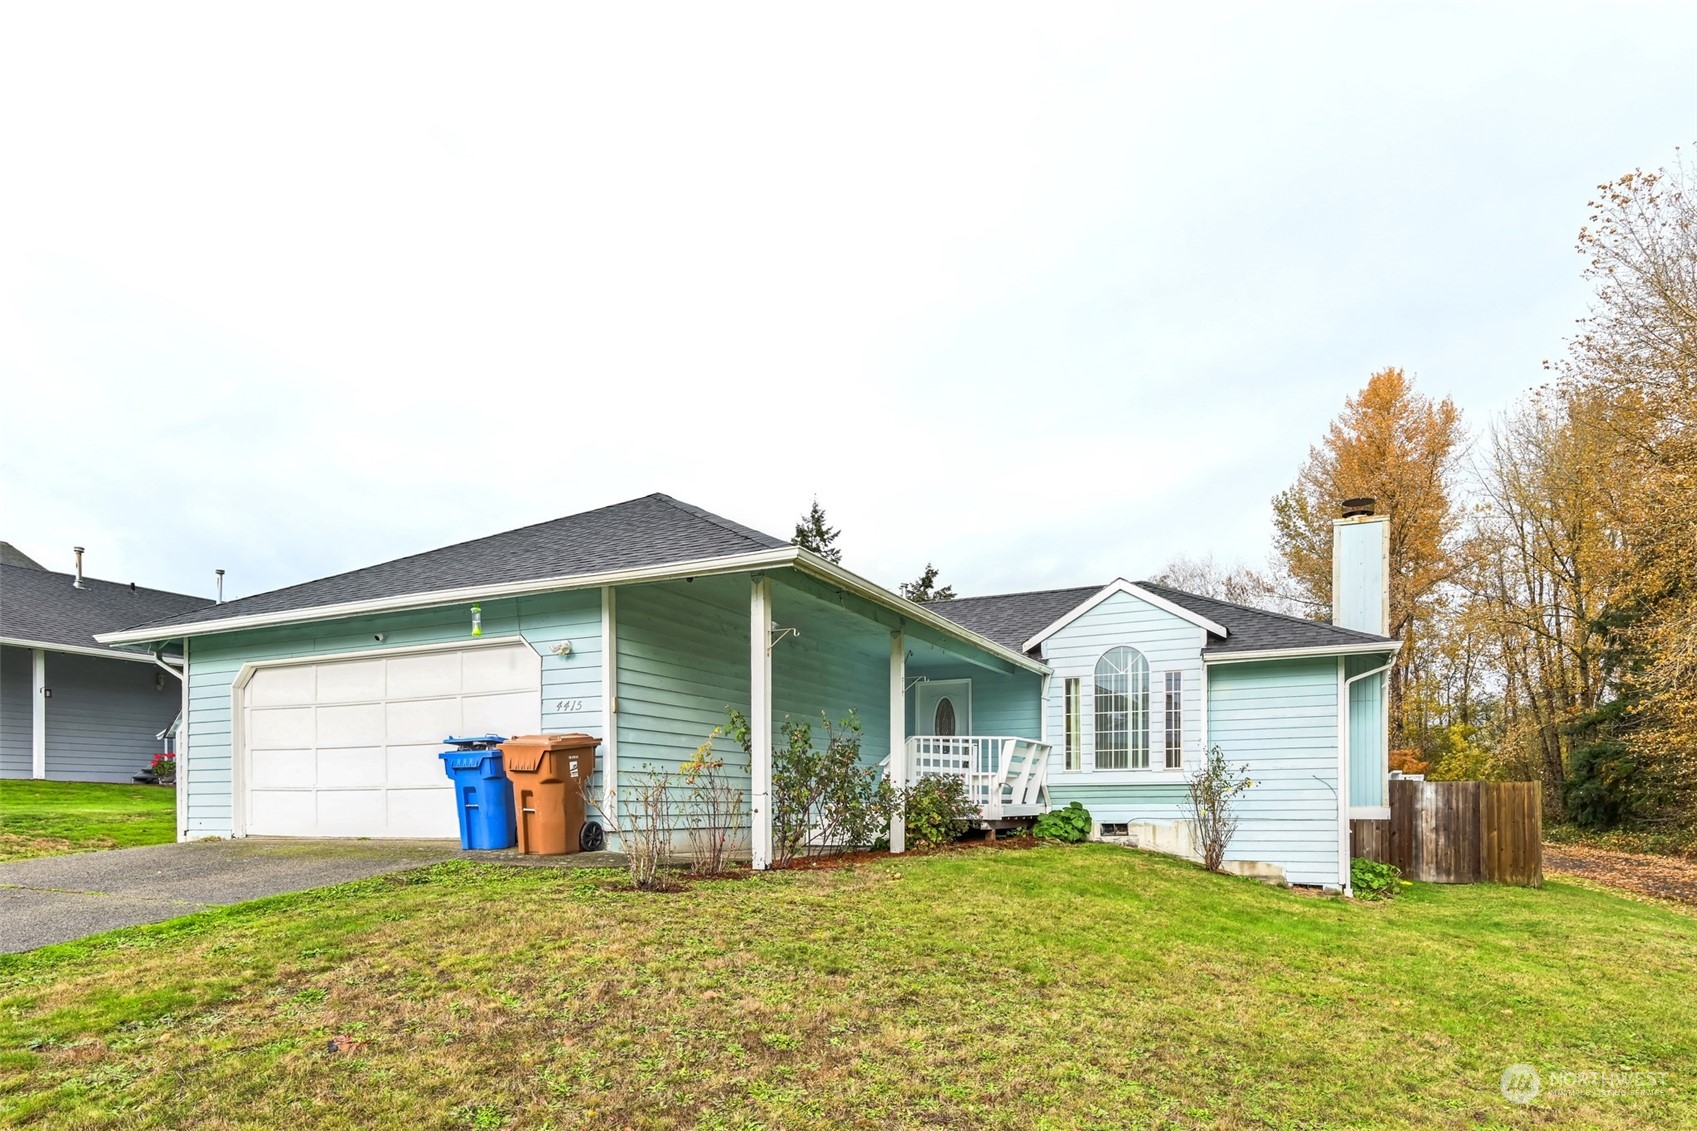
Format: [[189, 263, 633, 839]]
[[439, 735, 517, 850]]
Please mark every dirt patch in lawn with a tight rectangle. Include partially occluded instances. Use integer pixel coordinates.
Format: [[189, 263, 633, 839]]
[[1543, 842, 1697, 907]]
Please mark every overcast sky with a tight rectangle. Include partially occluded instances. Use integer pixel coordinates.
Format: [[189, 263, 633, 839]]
[[3, 3, 1694, 605]]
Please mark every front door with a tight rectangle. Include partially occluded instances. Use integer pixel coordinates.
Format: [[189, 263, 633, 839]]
[[916, 679, 971, 736]]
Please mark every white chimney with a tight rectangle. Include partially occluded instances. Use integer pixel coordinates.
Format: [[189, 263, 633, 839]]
[[72, 546, 86, 590], [1331, 499, 1389, 635]]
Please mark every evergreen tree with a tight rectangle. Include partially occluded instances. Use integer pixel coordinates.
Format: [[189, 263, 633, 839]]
[[791, 497, 843, 564], [900, 563, 955, 604]]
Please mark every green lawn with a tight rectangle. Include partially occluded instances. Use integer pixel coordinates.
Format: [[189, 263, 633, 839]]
[[0, 780, 176, 862], [1, 845, 1693, 1129]]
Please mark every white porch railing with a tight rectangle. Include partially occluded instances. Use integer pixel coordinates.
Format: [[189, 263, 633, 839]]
[[900, 736, 1053, 820]]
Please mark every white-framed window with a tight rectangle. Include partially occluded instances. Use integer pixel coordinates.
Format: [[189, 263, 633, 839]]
[[1093, 646, 1149, 770], [1164, 670, 1183, 770], [1064, 677, 1082, 771]]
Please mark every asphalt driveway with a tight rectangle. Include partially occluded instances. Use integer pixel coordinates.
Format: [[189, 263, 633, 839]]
[[0, 839, 464, 954]]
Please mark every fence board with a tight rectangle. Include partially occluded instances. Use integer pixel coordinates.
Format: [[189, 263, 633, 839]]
[[1361, 779, 1541, 887]]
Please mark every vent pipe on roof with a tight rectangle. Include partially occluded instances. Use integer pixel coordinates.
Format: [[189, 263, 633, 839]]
[[215, 568, 225, 603], [72, 547, 86, 589]]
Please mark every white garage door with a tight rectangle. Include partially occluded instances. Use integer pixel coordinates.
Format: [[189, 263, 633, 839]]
[[241, 642, 542, 838]]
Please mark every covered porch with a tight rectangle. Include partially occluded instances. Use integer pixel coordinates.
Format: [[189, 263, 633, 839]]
[[759, 566, 1051, 858]]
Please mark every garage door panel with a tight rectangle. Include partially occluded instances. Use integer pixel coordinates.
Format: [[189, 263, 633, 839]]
[[387, 743, 449, 788], [386, 697, 463, 746], [317, 789, 388, 833], [386, 787, 459, 838], [250, 707, 316, 748], [463, 645, 538, 694], [461, 690, 542, 737], [243, 643, 540, 839], [315, 659, 386, 703], [248, 665, 316, 707], [317, 702, 386, 747], [248, 789, 316, 835], [386, 652, 462, 699], [250, 748, 315, 789], [318, 746, 386, 789]]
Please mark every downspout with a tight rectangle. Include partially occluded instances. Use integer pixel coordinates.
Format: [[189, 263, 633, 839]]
[[153, 648, 188, 842], [1339, 656, 1396, 897]]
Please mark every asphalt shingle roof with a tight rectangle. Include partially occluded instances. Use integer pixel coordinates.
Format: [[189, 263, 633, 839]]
[[0, 563, 212, 653], [931, 580, 1396, 656], [125, 494, 790, 635], [1, 542, 44, 570], [927, 586, 1102, 652]]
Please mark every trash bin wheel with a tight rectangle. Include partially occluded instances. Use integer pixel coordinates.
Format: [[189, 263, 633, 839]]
[[580, 822, 606, 852]]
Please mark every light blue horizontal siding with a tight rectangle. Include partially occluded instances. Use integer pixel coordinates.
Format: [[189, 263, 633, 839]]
[[1207, 657, 1340, 886], [184, 592, 601, 837], [1347, 654, 1388, 809], [905, 658, 1042, 742]]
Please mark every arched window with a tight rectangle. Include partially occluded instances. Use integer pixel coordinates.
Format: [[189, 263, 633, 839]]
[[1094, 646, 1150, 770]]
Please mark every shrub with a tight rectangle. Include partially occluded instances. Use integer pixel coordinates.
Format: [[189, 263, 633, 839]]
[[681, 729, 745, 875], [726, 707, 894, 866], [903, 774, 977, 848], [1186, 744, 1253, 873], [1351, 856, 1405, 900], [608, 767, 675, 891], [1033, 801, 1092, 843]]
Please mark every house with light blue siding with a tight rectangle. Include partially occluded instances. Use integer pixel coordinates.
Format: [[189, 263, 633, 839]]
[[97, 495, 1398, 893], [1, 544, 211, 783]]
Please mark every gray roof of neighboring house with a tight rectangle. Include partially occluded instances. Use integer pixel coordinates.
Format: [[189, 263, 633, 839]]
[[1, 542, 45, 570], [124, 493, 791, 635], [0, 562, 213, 654], [931, 580, 1396, 656]]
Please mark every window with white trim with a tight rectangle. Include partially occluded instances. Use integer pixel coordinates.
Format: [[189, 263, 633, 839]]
[[1064, 677, 1081, 771], [1164, 670, 1183, 769], [1093, 646, 1149, 770]]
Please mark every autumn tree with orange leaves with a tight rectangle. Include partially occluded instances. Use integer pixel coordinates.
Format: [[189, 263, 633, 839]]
[[1268, 367, 1466, 744]]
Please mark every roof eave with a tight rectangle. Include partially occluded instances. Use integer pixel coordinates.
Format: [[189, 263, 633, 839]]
[[1201, 640, 1402, 664], [0, 636, 173, 663]]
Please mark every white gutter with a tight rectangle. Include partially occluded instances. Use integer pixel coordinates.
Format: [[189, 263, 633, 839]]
[[1338, 654, 1397, 897], [94, 544, 1048, 676], [1203, 640, 1401, 665], [0, 636, 172, 664]]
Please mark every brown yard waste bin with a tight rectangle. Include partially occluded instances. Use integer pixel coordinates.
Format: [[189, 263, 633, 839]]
[[499, 733, 600, 855]]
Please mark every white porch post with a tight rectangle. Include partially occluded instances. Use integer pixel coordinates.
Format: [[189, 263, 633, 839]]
[[889, 631, 906, 854], [31, 648, 47, 779], [178, 639, 190, 841], [750, 575, 774, 870], [600, 587, 619, 827]]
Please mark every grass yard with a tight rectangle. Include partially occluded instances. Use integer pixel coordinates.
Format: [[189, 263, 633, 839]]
[[0, 780, 176, 862], [1, 845, 1693, 1130]]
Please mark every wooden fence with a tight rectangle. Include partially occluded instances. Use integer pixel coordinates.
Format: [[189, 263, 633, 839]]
[[1350, 779, 1542, 886]]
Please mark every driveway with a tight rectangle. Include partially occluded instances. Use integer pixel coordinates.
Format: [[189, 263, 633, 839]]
[[0, 838, 464, 954]]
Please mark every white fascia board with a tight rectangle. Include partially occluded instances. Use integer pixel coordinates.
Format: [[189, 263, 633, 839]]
[[1201, 640, 1402, 665], [94, 547, 801, 645], [792, 552, 1051, 676], [1021, 578, 1229, 653], [0, 636, 172, 664]]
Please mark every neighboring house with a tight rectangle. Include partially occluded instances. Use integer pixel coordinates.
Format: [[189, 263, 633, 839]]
[[96, 494, 1397, 892], [1, 544, 213, 783]]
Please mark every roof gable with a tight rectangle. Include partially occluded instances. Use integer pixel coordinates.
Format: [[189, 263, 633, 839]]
[[1021, 579, 1228, 650]]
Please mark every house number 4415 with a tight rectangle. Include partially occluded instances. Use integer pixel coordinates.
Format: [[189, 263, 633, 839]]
[[555, 699, 586, 713]]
